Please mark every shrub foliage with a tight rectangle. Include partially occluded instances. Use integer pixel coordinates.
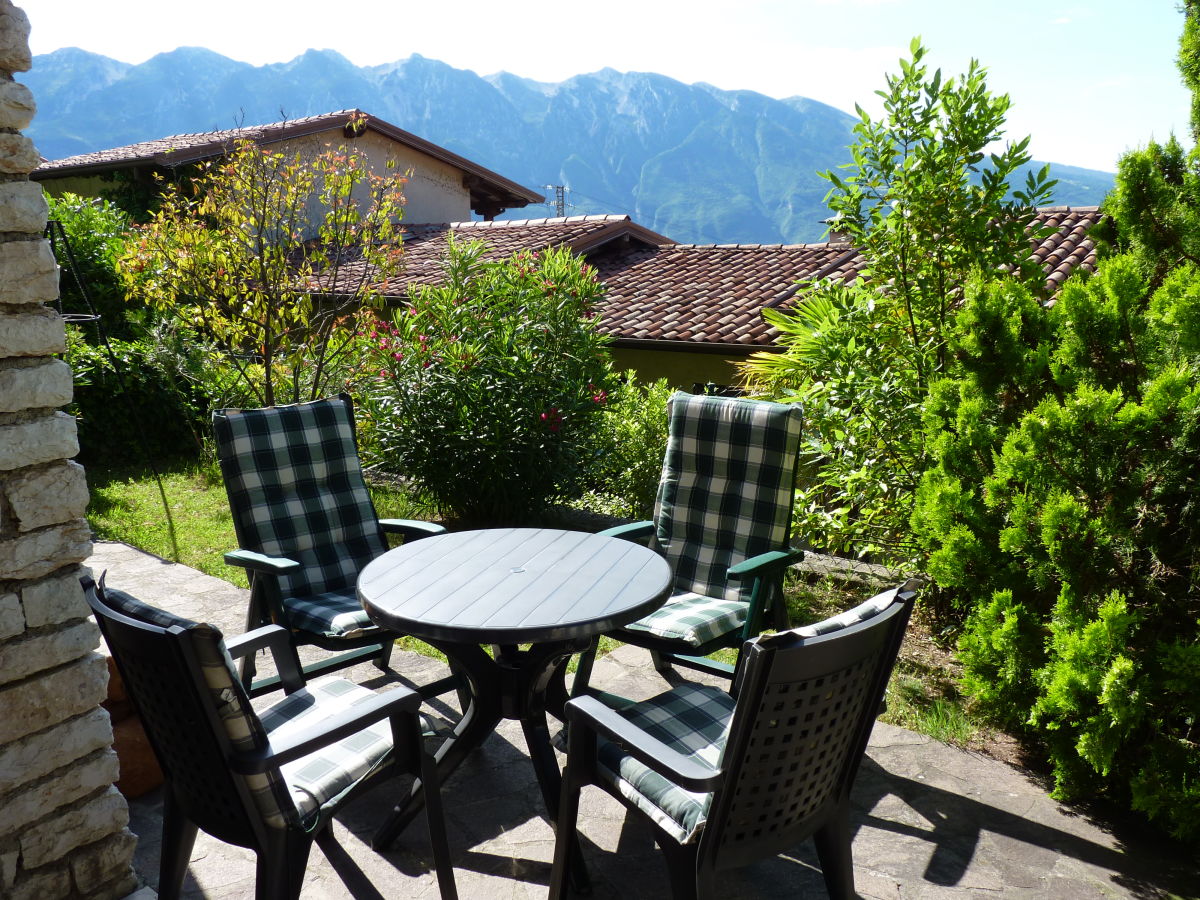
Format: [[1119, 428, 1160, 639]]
[[359, 240, 616, 524], [913, 261, 1200, 840]]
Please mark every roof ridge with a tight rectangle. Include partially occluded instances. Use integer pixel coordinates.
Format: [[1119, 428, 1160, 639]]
[[448, 214, 629, 229]]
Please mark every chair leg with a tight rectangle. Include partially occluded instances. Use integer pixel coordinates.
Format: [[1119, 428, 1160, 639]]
[[650, 649, 673, 675], [158, 790, 199, 900], [548, 767, 585, 899], [418, 743, 459, 900], [659, 839, 699, 900], [813, 804, 856, 900], [255, 828, 312, 900]]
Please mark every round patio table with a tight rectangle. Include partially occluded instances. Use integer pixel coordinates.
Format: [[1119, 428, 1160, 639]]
[[359, 527, 671, 856]]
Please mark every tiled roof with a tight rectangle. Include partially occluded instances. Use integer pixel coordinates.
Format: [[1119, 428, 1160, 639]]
[[33, 109, 543, 211], [591, 242, 863, 347], [364, 215, 675, 292], [590, 206, 1103, 350], [357, 206, 1104, 351]]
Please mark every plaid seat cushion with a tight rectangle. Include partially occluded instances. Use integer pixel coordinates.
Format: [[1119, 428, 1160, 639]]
[[795, 586, 898, 638], [621, 591, 747, 648], [282, 589, 377, 640], [595, 683, 735, 845], [96, 580, 298, 829], [258, 676, 396, 826], [654, 392, 803, 608], [213, 395, 388, 601]]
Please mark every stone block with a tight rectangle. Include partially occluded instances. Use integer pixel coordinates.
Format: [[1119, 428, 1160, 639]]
[[0, 133, 39, 174], [0, 749, 119, 842], [0, 618, 100, 684], [4, 460, 89, 531], [68, 828, 137, 891], [0, 1, 32, 74], [0, 653, 106, 744], [8, 867, 70, 900], [0, 707, 112, 795], [0, 518, 92, 581], [0, 847, 16, 890], [0, 358, 73, 412], [86, 870, 140, 900], [0, 182, 48, 235], [0, 307, 65, 357], [0, 412, 78, 471], [20, 785, 129, 869], [0, 79, 34, 130], [0, 591, 22, 639], [0, 239, 58, 306], [22, 569, 88, 628]]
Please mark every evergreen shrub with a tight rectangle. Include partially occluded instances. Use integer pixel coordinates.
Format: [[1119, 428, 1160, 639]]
[[913, 259, 1200, 841]]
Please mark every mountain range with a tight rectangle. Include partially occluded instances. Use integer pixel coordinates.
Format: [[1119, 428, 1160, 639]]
[[24, 47, 1114, 245]]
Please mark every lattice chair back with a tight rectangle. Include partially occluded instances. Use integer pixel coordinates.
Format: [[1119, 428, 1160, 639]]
[[704, 582, 915, 870], [85, 577, 295, 848], [654, 391, 803, 606], [212, 394, 387, 600]]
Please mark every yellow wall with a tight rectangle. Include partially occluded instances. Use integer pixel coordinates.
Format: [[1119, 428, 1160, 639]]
[[609, 346, 753, 390]]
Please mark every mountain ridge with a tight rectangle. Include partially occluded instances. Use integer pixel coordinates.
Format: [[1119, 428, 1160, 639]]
[[24, 48, 1114, 244]]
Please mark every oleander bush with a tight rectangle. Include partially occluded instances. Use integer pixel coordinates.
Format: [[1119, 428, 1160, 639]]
[[358, 240, 617, 525], [912, 260, 1200, 841]]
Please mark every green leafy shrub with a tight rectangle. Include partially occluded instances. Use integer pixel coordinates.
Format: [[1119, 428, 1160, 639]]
[[358, 240, 616, 525], [47, 192, 137, 338], [67, 328, 210, 466], [740, 39, 1053, 565], [913, 260, 1200, 841], [576, 374, 672, 519]]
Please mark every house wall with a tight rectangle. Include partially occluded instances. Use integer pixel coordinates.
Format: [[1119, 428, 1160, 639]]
[[0, 4, 137, 898], [609, 346, 752, 390], [280, 129, 472, 225]]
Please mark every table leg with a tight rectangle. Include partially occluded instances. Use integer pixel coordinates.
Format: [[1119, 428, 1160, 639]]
[[373, 642, 501, 850]]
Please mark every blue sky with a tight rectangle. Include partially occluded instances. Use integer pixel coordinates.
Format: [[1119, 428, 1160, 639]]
[[18, 0, 1191, 172]]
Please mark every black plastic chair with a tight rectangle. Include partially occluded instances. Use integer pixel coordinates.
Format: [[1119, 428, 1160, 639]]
[[85, 575, 458, 900], [550, 580, 919, 899], [575, 390, 804, 690], [212, 393, 453, 697]]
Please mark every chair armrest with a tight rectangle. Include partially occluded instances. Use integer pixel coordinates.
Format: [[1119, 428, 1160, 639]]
[[230, 685, 422, 774], [379, 519, 446, 541], [224, 549, 301, 576], [598, 521, 655, 542], [566, 694, 724, 792], [223, 625, 304, 694], [727, 547, 805, 580]]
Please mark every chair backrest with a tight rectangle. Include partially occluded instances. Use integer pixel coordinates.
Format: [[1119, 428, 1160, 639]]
[[653, 391, 803, 604], [704, 581, 918, 870], [212, 393, 387, 599], [84, 576, 298, 845]]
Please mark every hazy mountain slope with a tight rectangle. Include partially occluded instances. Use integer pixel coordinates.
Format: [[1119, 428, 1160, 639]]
[[24, 49, 1114, 244]]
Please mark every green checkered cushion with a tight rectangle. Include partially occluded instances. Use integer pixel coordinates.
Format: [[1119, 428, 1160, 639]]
[[794, 586, 898, 638], [258, 676, 397, 825], [621, 591, 746, 648], [213, 395, 387, 602], [654, 392, 802, 607], [595, 683, 735, 845], [96, 582, 299, 829], [283, 589, 374, 639]]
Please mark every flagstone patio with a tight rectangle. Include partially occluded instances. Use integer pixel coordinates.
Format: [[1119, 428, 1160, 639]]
[[88, 541, 1197, 900]]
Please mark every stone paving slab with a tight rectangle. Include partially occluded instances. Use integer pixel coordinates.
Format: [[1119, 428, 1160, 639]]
[[86, 542, 1198, 899]]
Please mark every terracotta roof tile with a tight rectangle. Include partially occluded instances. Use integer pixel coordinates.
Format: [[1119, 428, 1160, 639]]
[[363, 206, 1103, 351]]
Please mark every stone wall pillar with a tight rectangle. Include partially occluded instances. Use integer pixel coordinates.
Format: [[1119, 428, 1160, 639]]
[[0, 3, 137, 898]]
